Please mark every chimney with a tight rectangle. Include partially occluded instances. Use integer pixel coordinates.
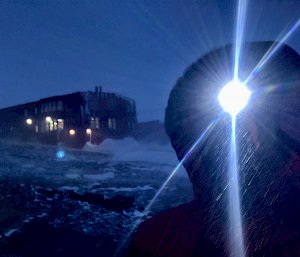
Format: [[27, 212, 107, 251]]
[[97, 86, 102, 101]]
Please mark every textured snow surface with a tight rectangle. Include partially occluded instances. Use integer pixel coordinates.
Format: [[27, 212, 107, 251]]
[[0, 140, 193, 256], [83, 137, 183, 168]]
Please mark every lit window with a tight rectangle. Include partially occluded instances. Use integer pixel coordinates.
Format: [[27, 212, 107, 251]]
[[45, 116, 54, 131], [95, 118, 100, 129], [108, 118, 117, 130], [57, 119, 64, 130], [108, 118, 112, 129]]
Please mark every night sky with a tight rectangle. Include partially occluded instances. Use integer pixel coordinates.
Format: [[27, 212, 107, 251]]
[[1, 0, 300, 121]]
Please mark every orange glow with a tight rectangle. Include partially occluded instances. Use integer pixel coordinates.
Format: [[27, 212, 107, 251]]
[[69, 129, 76, 136]]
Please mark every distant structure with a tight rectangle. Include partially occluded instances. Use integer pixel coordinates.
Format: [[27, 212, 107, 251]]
[[0, 86, 137, 148]]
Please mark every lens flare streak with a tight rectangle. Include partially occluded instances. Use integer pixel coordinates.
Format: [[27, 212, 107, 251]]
[[234, 0, 248, 80], [228, 117, 245, 257], [113, 120, 217, 257], [245, 17, 300, 84], [231, 1, 249, 256]]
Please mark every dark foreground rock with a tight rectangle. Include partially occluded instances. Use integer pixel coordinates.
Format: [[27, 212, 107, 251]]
[[0, 220, 117, 257]]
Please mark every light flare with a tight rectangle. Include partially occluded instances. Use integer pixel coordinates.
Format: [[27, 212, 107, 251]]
[[45, 116, 52, 123], [86, 128, 92, 135], [26, 118, 33, 125], [245, 17, 300, 84], [229, 1, 249, 256], [218, 80, 251, 117], [56, 150, 65, 159], [228, 117, 245, 257], [234, 0, 248, 80], [69, 129, 76, 136]]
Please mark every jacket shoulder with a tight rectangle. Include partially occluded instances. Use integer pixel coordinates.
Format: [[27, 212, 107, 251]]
[[126, 201, 205, 257]]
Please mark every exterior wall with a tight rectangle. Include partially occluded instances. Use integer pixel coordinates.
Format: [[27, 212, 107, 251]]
[[0, 102, 38, 140], [82, 88, 137, 144], [0, 89, 138, 148], [37, 92, 85, 147]]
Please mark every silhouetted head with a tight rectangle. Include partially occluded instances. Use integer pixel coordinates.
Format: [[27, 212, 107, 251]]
[[165, 41, 300, 255]]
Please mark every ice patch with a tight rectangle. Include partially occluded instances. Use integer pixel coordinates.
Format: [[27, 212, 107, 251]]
[[131, 166, 157, 171], [83, 172, 114, 181], [55, 153, 78, 162], [83, 137, 180, 166], [37, 213, 47, 218], [23, 216, 34, 223], [65, 174, 80, 179], [60, 186, 80, 191], [5, 228, 18, 237], [106, 185, 153, 192], [123, 210, 148, 218], [22, 164, 35, 169], [132, 210, 145, 218]]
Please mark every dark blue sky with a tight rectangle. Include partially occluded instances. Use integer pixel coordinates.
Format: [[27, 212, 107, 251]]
[[1, 0, 300, 121]]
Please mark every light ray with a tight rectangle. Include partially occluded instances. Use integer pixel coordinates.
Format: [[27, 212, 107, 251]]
[[230, 1, 249, 255], [245, 17, 300, 84], [228, 117, 245, 257], [113, 120, 218, 257], [234, 0, 248, 80]]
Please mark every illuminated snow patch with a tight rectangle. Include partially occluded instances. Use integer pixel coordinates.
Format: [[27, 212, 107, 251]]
[[83, 172, 115, 181]]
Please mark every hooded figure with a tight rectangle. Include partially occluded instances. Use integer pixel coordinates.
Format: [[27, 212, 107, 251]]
[[127, 41, 300, 257]]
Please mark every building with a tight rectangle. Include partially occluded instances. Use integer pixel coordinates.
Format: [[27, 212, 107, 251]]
[[0, 87, 137, 148]]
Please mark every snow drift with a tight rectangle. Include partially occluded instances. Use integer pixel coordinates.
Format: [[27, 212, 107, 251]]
[[83, 137, 183, 167]]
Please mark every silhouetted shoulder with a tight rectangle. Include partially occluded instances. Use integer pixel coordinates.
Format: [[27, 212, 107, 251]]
[[126, 200, 223, 257]]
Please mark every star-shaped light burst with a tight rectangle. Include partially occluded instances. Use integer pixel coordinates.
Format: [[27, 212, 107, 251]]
[[218, 80, 251, 117]]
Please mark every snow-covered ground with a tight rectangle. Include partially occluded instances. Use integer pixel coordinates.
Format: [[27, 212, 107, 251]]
[[0, 138, 193, 257]]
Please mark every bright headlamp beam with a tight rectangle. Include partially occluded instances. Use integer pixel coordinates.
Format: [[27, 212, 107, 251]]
[[218, 80, 251, 117]]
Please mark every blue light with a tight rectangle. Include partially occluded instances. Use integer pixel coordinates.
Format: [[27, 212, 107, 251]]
[[56, 150, 65, 159]]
